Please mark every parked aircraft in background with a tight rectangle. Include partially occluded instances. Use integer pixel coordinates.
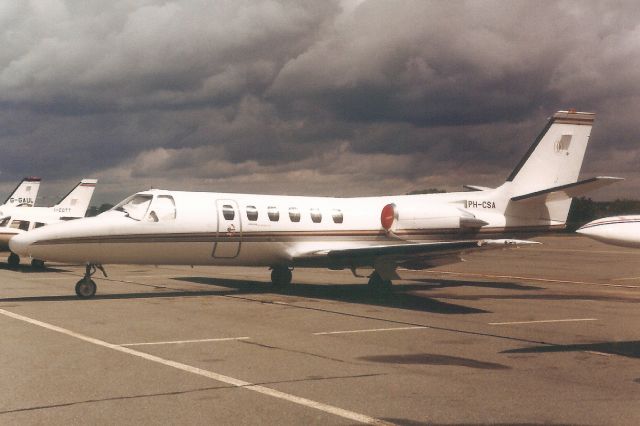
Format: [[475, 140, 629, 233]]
[[10, 110, 620, 298], [2, 179, 98, 268], [577, 216, 640, 248], [0, 177, 41, 216]]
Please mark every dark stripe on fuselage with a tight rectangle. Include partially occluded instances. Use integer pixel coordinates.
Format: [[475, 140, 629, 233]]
[[30, 225, 564, 246]]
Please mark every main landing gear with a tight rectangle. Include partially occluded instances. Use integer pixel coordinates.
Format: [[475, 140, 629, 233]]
[[6, 253, 45, 269], [31, 259, 45, 269], [367, 272, 392, 293], [270, 266, 292, 288], [75, 264, 107, 299]]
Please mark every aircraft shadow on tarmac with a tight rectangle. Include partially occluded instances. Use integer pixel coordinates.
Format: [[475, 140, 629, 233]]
[[172, 276, 496, 315], [502, 340, 640, 359], [401, 278, 543, 291], [359, 353, 510, 370], [0, 273, 542, 316], [0, 263, 71, 274]]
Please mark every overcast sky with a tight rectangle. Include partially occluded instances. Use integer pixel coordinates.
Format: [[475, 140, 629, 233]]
[[1, 0, 639, 205]]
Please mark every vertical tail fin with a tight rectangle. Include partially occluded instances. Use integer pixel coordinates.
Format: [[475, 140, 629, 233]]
[[501, 110, 597, 225], [53, 179, 98, 218], [506, 110, 594, 195], [4, 177, 41, 207]]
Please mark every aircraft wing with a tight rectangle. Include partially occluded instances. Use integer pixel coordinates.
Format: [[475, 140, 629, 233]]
[[293, 239, 538, 279]]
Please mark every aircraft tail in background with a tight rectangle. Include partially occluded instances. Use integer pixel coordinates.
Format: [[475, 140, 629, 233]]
[[3, 177, 41, 207], [53, 179, 98, 218]]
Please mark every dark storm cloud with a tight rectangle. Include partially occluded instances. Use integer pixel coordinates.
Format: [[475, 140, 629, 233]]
[[0, 0, 639, 202]]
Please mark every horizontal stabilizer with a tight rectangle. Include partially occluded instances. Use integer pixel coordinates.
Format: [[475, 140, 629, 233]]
[[511, 176, 623, 203], [463, 185, 492, 192]]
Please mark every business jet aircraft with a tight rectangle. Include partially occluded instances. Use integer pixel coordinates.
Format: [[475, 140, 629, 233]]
[[1, 179, 97, 268], [0, 176, 41, 214], [577, 216, 640, 248], [10, 110, 620, 298]]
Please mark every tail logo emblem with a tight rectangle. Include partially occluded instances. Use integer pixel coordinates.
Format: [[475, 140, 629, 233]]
[[554, 134, 572, 155]]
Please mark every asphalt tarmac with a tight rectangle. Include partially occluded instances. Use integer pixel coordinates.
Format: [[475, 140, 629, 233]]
[[1, 235, 639, 425]]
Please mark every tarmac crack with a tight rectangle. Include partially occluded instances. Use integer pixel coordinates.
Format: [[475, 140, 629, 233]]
[[0, 373, 385, 416], [238, 340, 369, 366]]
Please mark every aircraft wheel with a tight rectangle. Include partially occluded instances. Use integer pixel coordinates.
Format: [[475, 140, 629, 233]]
[[368, 272, 392, 293], [271, 266, 292, 288], [7, 252, 20, 269], [31, 259, 45, 269], [75, 278, 97, 299]]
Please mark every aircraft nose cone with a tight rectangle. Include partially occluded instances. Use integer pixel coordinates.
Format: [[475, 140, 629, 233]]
[[9, 232, 32, 257], [576, 221, 599, 237], [575, 226, 590, 235]]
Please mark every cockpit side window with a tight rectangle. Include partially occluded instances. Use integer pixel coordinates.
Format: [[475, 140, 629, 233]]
[[152, 195, 177, 221], [113, 194, 153, 221]]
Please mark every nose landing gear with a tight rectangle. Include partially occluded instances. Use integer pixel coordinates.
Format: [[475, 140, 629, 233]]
[[75, 264, 107, 299], [7, 252, 20, 269]]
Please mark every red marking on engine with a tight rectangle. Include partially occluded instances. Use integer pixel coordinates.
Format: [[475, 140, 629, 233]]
[[381, 203, 396, 230]]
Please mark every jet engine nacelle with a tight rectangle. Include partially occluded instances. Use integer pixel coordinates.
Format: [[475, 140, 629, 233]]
[[380, 203, 487, 232]]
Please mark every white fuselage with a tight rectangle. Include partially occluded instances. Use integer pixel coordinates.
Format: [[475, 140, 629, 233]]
[[0, 207, 79, 251], [10, 188, 562, 266], [577, 216, 640, 248]]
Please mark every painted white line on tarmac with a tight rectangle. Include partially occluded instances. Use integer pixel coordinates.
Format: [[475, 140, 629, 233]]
[[422, 270, 640, 289], [489, 318, 598, 325], [20, 276, 71, 281], [521, 247, 640, 255], [0, 308, 387, 425], [122, 275, 176, 279], [314, 326, 427, 335], [585, 351, 612, 357], [611, 276, 640, 282], [120, 337, 250, 346]]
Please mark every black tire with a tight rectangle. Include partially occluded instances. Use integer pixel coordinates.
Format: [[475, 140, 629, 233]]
[[75, 278, 97, 299], [31, 259, 45, 269], [7, 252, 20, 269], [270, 266, 292, 288], [368, 272, 392, 293]]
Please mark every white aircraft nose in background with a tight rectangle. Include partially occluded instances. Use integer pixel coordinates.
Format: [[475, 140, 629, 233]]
[[577, 216, 640, 248], [9, 231, 31, 258]]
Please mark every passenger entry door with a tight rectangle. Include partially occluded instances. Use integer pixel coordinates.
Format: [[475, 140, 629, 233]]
[[212, 199, 242, 258]]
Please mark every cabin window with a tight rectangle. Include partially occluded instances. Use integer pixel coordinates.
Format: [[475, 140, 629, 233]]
[[222, 204, 235, 220], [10, 220, 30, 231], [34, 222, 45, 229], [0, 217, 10, 227], [332, 209, 343, 224], [113, 194, 153, 221], [310, 208, 322, 223], [246, 205, 258, 221], [268, 206, 279, 221], [288, 207, 300, 222]]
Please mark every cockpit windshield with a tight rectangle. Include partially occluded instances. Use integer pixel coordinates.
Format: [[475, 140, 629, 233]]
[[112, 194, 153, 221], [0, 216, 10, 227]]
